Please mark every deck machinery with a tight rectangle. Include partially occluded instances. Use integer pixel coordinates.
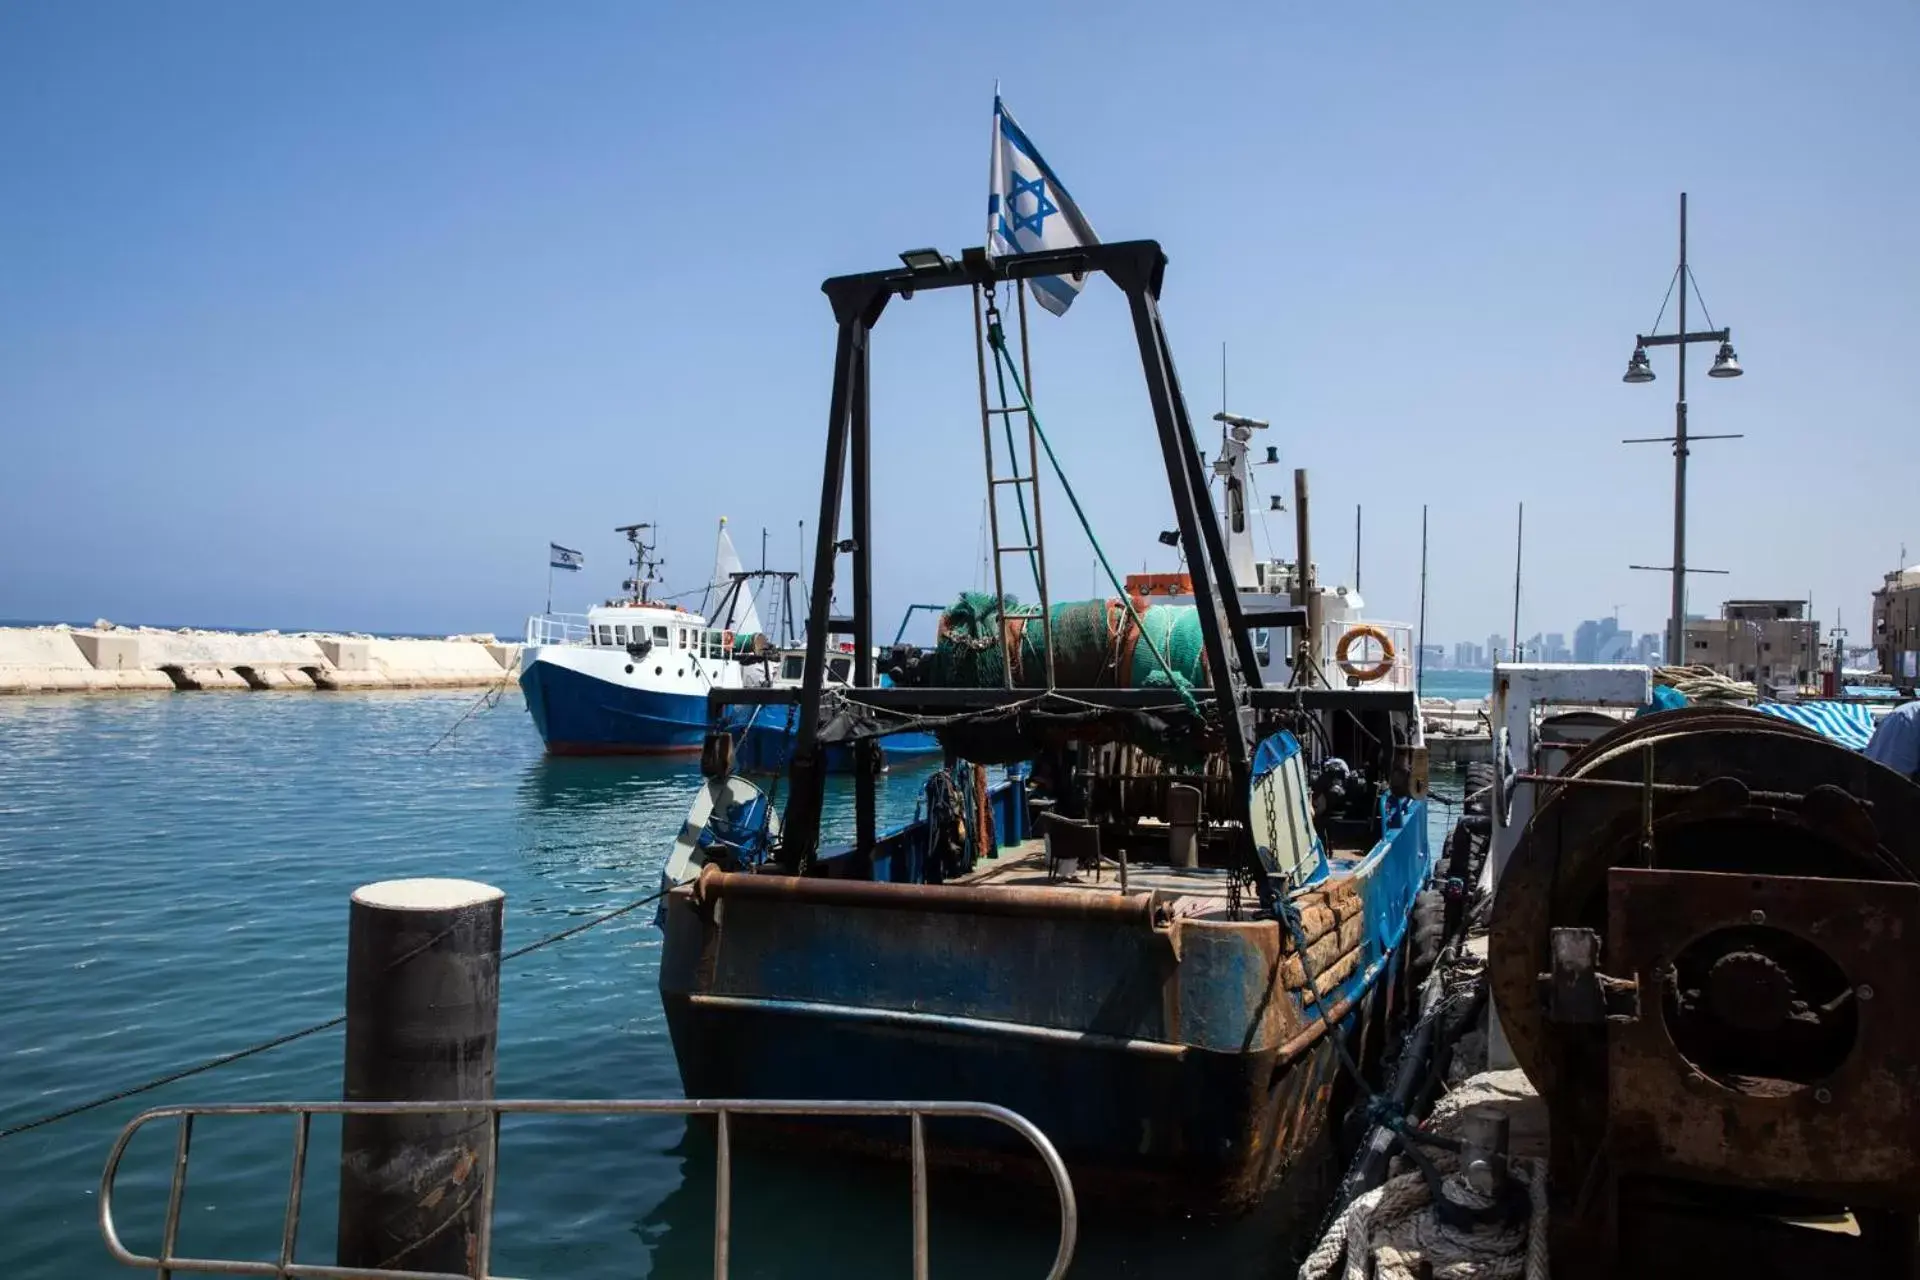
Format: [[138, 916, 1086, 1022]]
[[1490, 706, 1920, 1277]]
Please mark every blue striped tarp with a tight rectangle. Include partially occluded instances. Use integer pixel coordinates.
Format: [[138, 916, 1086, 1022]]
[[1753, 701, 1877, 752]]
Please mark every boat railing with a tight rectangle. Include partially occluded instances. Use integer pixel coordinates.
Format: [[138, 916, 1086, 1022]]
[[99, 1096, 1079, 1280], [524, 612, 591, 646]]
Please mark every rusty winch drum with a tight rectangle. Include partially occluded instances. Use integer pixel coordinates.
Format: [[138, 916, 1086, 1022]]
[[1491, 706, 1920, 1233]]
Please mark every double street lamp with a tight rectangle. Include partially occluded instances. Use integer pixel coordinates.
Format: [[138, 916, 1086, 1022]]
[[1621, 192, 1745, 666]]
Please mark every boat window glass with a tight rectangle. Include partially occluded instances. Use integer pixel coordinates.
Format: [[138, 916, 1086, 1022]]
[[675, 629, 688, 648], [653, 626, 670, 644], [594, 625, 611, 645], [614, 626, 629, 644], [828, 656, 851, 682], [781, 656, 805, 680], [708, 631, 726, 658]]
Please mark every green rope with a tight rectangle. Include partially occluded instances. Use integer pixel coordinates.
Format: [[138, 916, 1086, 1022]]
[[986, 320, 1199, 716]]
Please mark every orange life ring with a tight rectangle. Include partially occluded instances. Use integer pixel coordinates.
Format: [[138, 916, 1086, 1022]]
[[1335, 624, 1396, 683]]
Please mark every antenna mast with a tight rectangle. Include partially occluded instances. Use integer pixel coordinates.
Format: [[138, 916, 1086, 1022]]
[[614, 523, 660, 606]]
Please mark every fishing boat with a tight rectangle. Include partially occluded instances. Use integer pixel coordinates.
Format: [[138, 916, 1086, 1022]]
[[656, 239, 1437, 1217], [523, 521, 945, 765], [520, 522, 758, 756]]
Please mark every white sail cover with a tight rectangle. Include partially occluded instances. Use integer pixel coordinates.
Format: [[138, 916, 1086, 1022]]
[[711, 520, 764, 636]]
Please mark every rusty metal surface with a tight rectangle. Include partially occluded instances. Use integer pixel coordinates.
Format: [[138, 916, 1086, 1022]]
[[1488, 706, 1920, 1274], [1490, 708, 1920, 1113], [1607, 867, 1920, 1203], [691, 864, 1158, 925]]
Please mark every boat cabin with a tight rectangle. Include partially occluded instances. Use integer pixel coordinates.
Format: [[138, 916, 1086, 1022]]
[[583, 604, 732, 659]]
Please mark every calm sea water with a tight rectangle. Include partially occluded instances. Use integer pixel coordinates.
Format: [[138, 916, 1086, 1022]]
[[1, 689, 1449, 1278], [1414, 669, 1494, 702]]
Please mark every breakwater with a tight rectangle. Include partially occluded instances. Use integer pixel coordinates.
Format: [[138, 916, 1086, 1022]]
[[0, 623, 520, 693]]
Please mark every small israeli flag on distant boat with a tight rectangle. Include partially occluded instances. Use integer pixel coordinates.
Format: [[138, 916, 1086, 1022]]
[[988, 94, 1099, 317], [549, 543, 584, 571]]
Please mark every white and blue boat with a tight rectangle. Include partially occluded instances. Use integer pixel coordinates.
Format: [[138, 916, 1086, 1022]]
[[520, 522, 756, 756], [522, 521, 945, 764]]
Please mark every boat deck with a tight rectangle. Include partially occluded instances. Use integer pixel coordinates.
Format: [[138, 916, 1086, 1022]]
[[954, 840, 1247, 922]]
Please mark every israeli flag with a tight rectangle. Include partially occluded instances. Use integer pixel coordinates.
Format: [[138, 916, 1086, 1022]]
[[549, 542, 584, 572], [988, 95, 1099, 316]]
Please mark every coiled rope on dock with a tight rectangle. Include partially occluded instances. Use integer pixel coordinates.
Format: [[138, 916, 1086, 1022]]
[[1298, 1072, 1550, 1280], [1299, 1152, 1547, 1280], [1653, 663, 1758, 705], [0, 881, 674, 1143]]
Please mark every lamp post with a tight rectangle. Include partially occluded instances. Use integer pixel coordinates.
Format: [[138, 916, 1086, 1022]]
[[1622, 192, 1744, 665]]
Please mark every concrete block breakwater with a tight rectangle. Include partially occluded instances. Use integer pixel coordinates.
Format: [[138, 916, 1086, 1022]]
[[0, 624, 522, 694]]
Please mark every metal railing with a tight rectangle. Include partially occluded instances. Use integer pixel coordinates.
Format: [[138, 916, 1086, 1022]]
[[100, 1097, 1078, 1280], [1319, 619, 1416, 690], [523, 613, 591, 647]]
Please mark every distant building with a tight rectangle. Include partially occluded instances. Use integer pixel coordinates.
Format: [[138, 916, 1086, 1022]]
[[1683, 600, 1819, 690], [1574, 617, 1627, 664], [1543, 632, 1570, 663], [1597, 628, 1634, 663], [1872, 564, 1920, 684], [1453, 640, 1476, 669], [1487, 634, 1506, 664], [1635, 632, 1663, 666]]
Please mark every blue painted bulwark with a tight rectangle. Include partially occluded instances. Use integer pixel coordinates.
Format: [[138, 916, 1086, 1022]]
[[731, 720, 943, 775], [658, 764, 1432, 1215], [519, 656, 709, 755]]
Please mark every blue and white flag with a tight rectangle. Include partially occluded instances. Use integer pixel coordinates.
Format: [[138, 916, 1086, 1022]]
[[988, 95, 1099, 316], [549, 542, 584, 572]]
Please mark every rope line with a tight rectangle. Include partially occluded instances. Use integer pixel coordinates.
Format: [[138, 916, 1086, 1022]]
[[1646, 264, 1681, 338], [985, 322, 1198, 715], [0, 882, 674, 1143], [1685, 264, 1718, 332], [424, 667, 518, 754]]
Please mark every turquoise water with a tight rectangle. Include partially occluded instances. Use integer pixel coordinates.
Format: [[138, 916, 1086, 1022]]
[[1414, 669, 1494, 702], [1, 690, 1388, 1278]]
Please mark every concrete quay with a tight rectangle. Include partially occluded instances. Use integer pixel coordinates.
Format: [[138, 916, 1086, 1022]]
[[0, 624, 521, 694], [1421, 696, 1492, 765]]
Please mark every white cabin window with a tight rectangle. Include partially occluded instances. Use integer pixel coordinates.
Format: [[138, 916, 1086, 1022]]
[[828, 657, 852, 683], [706, 631, 726, 658], [614, 626, 629, 644], [594, 626, 612, 645], [675, 629, 688, 649], [781, 656, 805, 680], [653, 626, 669, 644]]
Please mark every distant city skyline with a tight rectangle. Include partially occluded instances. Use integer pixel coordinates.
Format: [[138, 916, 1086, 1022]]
[[1425, 613, 1669, 669]]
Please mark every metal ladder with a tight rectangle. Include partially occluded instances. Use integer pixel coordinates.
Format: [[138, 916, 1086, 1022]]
[[98, 1097, 1078, 1280], [971, 282, 1055, 689]]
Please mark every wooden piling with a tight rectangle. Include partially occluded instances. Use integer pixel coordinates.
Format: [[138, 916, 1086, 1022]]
[[337, 878, 503, 1276]]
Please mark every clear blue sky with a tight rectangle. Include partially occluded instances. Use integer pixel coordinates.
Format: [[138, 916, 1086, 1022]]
[[4, 2, 1915, 645]]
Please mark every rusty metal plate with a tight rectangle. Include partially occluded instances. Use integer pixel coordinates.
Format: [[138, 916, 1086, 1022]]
[[1608, 867, 1920, 1205]]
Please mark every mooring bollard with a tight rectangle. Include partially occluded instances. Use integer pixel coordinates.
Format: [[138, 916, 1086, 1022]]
[[338, 878, 503, 1275]]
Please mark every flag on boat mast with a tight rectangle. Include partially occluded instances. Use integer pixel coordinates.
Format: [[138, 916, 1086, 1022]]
[[549, 543, 584, 571], [988, 94, 1099, 317]]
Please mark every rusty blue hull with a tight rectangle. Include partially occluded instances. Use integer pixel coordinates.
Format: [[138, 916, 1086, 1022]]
[[657, 776, 1432, 1215]]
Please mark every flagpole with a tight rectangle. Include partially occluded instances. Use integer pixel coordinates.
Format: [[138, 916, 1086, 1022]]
[[546, 561, 554, 616]]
